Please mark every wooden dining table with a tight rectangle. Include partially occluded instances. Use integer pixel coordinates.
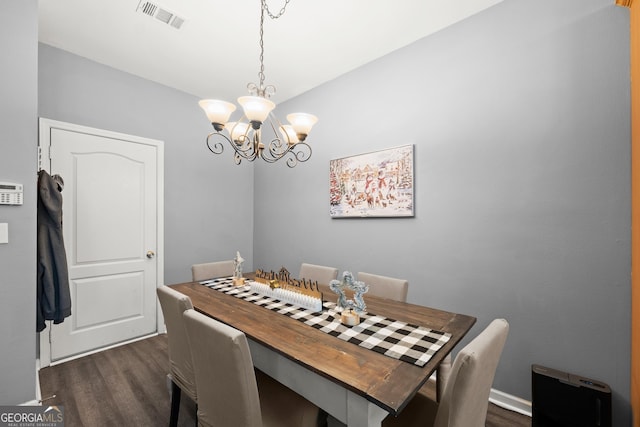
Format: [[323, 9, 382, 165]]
[[170, 275, 476, 427]]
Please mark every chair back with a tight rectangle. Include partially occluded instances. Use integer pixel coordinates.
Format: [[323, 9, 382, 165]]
[[299, 263, 338, 284], [156, 286, 197, 401], [434, 318, 509, 427], [191, 260, 235, 281], [183, 309, 263, 427], [357, 272, 408, 302]]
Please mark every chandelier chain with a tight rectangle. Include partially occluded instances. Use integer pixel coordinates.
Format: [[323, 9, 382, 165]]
[[258, 0, 291, 91], [258, 0, 266, 89], [263, 0, 291, 19]]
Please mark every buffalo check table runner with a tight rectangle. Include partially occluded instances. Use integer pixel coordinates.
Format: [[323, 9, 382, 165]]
[[201, 277, 451, 367]]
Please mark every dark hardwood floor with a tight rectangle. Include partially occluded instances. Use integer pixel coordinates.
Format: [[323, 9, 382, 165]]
[[39, 335, 530, 427], [39, 335, 197, 427]]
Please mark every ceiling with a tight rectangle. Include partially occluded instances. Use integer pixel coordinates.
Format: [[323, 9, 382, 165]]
[[38, 0, 504, 103]]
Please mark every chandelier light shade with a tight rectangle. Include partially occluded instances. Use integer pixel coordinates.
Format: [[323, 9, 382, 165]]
[[198, 100, 236, 131], [237, 96, 276, 125], [286, 113, 318, 141], [226, 122, 251, 143], [199, 0, 318, 168]]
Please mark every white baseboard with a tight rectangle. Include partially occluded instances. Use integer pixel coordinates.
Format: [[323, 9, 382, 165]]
[[490, 388, 532, 417], [48, 333, 158, 367], [427, 373, 532, 418]]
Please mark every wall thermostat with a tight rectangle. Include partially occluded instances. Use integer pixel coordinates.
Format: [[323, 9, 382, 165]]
[[0, 182, 23, 205]]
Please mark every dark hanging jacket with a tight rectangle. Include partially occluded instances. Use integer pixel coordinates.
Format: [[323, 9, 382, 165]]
[[37, 170, 72, 332]]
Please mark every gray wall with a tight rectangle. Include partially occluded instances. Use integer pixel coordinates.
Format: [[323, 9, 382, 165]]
[[0, 0, 631, 423], [254, 0, 632, 424], [38, 44, 255, 285], [0, 0, 38, 404]]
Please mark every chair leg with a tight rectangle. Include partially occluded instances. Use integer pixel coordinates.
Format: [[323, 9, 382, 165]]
[[170, 380, 182, 427], [194, 403, 198, 427], [316, 409, 329, 427]]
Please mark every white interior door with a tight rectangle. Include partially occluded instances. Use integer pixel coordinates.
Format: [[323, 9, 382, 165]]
[[40, 119, 163, 362]]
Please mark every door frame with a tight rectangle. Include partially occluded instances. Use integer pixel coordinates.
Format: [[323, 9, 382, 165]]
[[37, 118, 165, 368]]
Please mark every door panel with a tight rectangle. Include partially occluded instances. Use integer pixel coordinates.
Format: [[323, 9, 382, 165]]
[[75, 152, 144, 263], [48, 127, 158, 361], [73, 272, 145, 329]]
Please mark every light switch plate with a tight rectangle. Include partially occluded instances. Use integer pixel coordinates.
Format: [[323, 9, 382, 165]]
[[0, 223, 8, 244]]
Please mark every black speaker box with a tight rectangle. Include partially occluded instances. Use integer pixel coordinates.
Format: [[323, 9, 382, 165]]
[[531, 364, 611, 427]]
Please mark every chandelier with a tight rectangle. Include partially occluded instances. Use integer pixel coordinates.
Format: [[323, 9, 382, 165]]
[[199, 0, 318, 168]]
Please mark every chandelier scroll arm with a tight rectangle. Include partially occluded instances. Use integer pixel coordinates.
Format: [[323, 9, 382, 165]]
[[288, 141, 312, 166], [207, 127, 258, 164], [205, 131, 225, 155]]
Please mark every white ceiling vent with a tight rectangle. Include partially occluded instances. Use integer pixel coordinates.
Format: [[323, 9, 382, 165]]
[[136, 1, 185, 30]]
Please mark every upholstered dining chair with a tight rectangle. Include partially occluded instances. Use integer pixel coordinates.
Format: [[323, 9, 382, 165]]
[[182, 308, 321, 427], [357, 271, 453, 402], [298, 263, 338, 284], [382, 318, 509, 427], [191, 260, 235, 282], [156, 286, 197, 427], [357, 271, 409, 302]]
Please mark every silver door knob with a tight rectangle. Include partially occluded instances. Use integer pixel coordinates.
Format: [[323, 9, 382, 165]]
[[146, 250, 155, 259]]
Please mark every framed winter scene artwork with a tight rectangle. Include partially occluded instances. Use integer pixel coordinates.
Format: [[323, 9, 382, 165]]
[[329, 144, 414, 218]]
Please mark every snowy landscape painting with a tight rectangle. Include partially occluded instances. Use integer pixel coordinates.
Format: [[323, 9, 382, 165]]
[[329, 145, 414, 218]]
